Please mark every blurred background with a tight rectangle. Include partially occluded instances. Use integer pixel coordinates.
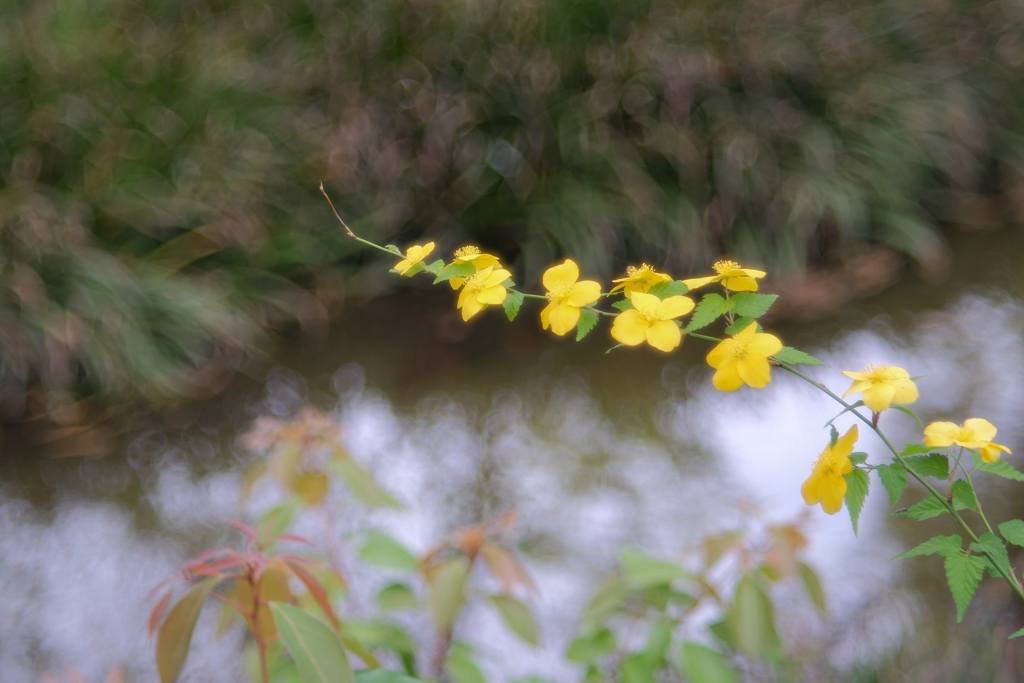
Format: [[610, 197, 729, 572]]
[[4, 0, 1024, 680]]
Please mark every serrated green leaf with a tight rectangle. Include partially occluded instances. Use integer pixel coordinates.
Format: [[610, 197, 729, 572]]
[[844, 469, 870, 535], [488, 594, 538, 645], [1010, 627, 1024, 639], [359, 531, 419, 571], [433, 262, 476, 284], [423, 259, 445, 276], [270, 603, 354, 683], [683, 294, 732, 332], [903, 454, 949, 478], [729, 293, 778, 318], [829, 426, 839, 447], [895, 496, 948, 520], [576, 308, 599, 341], [502, 290, 525, 321], [771, 347, 826, 366], [901, 443, 934, 456], [848, 452, 868, 465], [944, 553, 985, 622], [679, 642, 737, 683], [723, 317, 758, 335], [951, 480, 977, 511], [798, 563, 826, 615], [647, 280, 689, 298], [891, 405, 924, 427], [894, 534, 962, 559], [618, 548, 691, 589], [612, 299, 634, 311], [876, 463, 907, 506], [1000, 519, 1024, 547], [567, 627, 617, 664], [972, 532, 1011, 576], [972, 454, 1024, 481]]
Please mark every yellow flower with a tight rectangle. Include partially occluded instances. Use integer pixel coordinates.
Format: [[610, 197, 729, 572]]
[[540, 259, 602, 336], [394, 242, 435, 275], [446, 245, 503, 290], [841, 364, 919, 413], [457, 266, 511, 321], [610, 292, 694, 352], [923, 419, 1012, 463], [802, 425, 858, 515], [705, 322, 783, 391], [609, 264, 672, 299], [682, 260, 766, 292]]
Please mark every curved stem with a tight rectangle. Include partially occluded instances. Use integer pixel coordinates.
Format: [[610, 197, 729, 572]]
[[321, 182, 402, 257], [776, 362, 1024, 602]]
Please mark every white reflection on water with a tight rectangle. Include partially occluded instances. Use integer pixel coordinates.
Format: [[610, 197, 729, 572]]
[[2, 292, 1024, 681]]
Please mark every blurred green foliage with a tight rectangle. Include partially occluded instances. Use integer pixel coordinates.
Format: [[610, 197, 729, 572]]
[[2, 0, 1024, 417]]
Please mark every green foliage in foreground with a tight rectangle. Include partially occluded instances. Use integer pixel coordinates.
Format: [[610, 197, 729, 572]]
[[3, 0, 1024, 416]]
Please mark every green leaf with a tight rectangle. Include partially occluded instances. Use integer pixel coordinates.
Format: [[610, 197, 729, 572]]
[[445, 644, 485, 683], [844, 469, 869, 535], [683, 294, 732, 332], [944, 553, 985, 622], [566, 627, 617, 664], [798, 563, 826, 615], [901, 443, 934, 456], [679, 642, 737, 683], [848, 452, 868, 466], [270, 603, 354, 683], [894, 534, 962, 559], [723, 317, 758, 335], [502, 290, 525, 322], [433, 262, 476, 284], [332, 459, 402, 509], [876, 464, 907, 505], [427, 556, 470, 631], [422, 260, 445, 276], [488, 594, 538, 645], [729, 293, 778, 319], [393, 261, 426, 277], [903, 454, 949, 478], [612, 299, 634, 311], [1010, 627, 1024, 639], [376, 583, 419, 611], [829, 425, 839, 447], [581, 576, 629, 629], [891, 405, 924, 427], [647, 280, 689, 298], [640, 619, 673, 665], [725, 576, 781, 660], [1000, 519, 1024, 547], [972, 532, 1011, 575], [618, 548, 691, 589], [359, 532, 419, 572], [620, 653, 656, 683], [355, 670, 424, 683], [576, 308, 599, 341], [951, 480, 977, 511], [972, 454, 1024, 481], [258, 502, 299, 545], [157, 578, 219, 683], [771, 347, 826, 366], [895, 496, 948, 520]]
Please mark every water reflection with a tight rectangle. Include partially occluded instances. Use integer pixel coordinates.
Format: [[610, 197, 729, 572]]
[[3, 291, 1024, 681]]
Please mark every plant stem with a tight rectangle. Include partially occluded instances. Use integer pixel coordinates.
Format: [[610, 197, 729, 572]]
[[777, 362, 1024, 602], [320, 182, 403, 257], [508, 289, 547, 300], [688, 332, 722, 343]]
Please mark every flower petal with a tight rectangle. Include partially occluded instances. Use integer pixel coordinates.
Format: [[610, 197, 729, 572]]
[[482, 269, 512, 287], [681, 275, 718, 290], [890, 378, 919, 406], [611, 310, 647, 346], [923, 421, 959, 447], [842, 379, 872, 399], [712, 359, 744, 391], [457, 286, 473, 308], [980, 442, 1011, 463], [738, 268, 766, 278], [477, 285, 507, 305], [833, 425, 859, 459], [646, 320, 682, 352], [568, 280, 602, 307], [461, 295, 484, 321], [543, 259, 579, 291], [656, 295, 695, 320], [630, 292, 661, 316], [540, 301, 556, 330], [841, 371, 869, 381], [548, 302, 580, 336], [449, 277, 465, 291], [749, 332, 783, 357], [722, 276, 759, 292], [706, 338, 733, 369], [802, 471, 823, 506], [861, 383, 896, 412], [964, 418, 997, 443], [737, 357, 772, 389], [819, 473, 847, 515]]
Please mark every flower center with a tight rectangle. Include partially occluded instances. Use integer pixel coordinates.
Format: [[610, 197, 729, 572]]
[[547, 282, 573, 299], [729, 336, 752, 359], [638, 310, 658, 324], [713, 260, 740, 274], [626, 264, 654, 278], [812, 447, 841, 475], [862, 363, 890, 381], [463, 272, 487, 290], [454, 246, 481, 259]]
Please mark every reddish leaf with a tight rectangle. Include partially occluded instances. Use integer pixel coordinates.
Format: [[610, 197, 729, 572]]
[[283, 559, 341, 630], [226, 520, 258, 549], [156, 577, 219, 683], [188, 555, 247, 577], [481, 542, 535, 593], [148, 589, 175, 637], [274, 534, 315, 546]]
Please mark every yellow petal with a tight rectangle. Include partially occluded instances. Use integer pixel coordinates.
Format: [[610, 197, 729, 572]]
[[706, 338, 733, 369], [630, 292, 661, 316], [738, 268, 767, 278], [656, 295, 695, 320], [802, 471, 823, 506], [461, 295, 485, 321], [737, 357, 772, 388], [681, 275, 718, 291], [611, 310, 647, 346], [832, 425, 859, 459], [890, 378, 919, 406], [748, 332, 783, 357], [861, 383, 896, 412], [449, 277, 465, 291], [543, 259, 579, 291], [818, 473, 847, 515], [477, 285, 507, 305], [482, 268, 512, 287], [979, 442, 1011, 463], [923, 421, 959, 447], [646, 320, 682, 352], [457, 286, 473, 309], [964, 418, 997, 443], [736, 321, 759, 343], [548, 302, 580, 336], [842, 379, 872, 399], [881, 366, 911, 380], [394, 257, 413, 272], [540, 301, 556, 330], [568, 280, 602, 307], [712, 359, 744, 391], [841, 370, 869, 381], [722, 276, 759, 292]]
